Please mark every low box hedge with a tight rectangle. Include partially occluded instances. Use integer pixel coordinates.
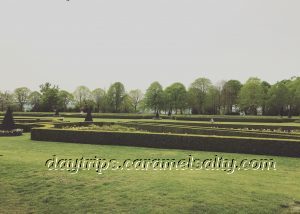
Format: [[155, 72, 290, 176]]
[[121, 122, 300, 140], [31, 127, 300, 157], [1, 112, 297, 123], [138, 121, 300, 132]]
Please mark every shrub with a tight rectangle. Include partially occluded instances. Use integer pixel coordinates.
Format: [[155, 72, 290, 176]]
[[85, 109, 93, 122], [2, 107, 15, 130]]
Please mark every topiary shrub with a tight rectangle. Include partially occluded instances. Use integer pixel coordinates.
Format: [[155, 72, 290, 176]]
[[2, 107, 15, 130], [85, 109, 93, 122], [54, 109, 60, 117]]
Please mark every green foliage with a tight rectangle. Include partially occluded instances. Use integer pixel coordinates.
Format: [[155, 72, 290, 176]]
[[14, 87, 31, 111], [266, 81, 289, 115], [164, 82, 187, 115], [73, 86, 92, 110], [107, 82, 126, 113], [39, 83, 60, 112], [58, 90, 74, 111], [92, 88, 106, 113], [29, 91, 42, 112], [188, 77, 212, 114], [238, 77, 264, 115], [144, 82, 164, 114], [221, 80, 242, 114], [128, 89, 143, 112]]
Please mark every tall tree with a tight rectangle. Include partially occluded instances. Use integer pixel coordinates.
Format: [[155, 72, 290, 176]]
[[73, 86, 92, 110], [221, 80, 242, 114], [14, 87, 31, 111], [287, 77, 300, 116], [266, 81, 289, 116], [29, 91, 42, 112], [205, 86, 221, 115], [129, 89, 143, 112], [144, 81, 164, 114], [188, 78, 212, 114], [39, 83, 60, 112], [164, 83, 187, 114], [238, 77, 264, 115], [0, 91, 14, 112], [58, 90, 74, 111], [260, 81, 271, 115], [107, 82, 126, 113], [92, 88, 106, 112]]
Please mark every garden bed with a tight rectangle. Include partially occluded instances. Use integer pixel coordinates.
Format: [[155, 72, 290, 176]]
[[0, 129, 23, 136]]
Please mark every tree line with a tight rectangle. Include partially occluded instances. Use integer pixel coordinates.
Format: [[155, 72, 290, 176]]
[[0, 76, 299, 116]]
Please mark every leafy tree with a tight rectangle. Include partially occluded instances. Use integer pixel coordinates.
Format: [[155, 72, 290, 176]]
[[92, 88, 106, 112], [14, 87, 31, 111], [2, 107, 15, 130], [285, 77, 300, 117], [266, 81, 289, 116], [107, 82, 126, 113], [121, 94, 134, 113], [238, 77, 264, 115], [164, 83, 187, 115], [0, 91, 14, 112], [29, 91, 42, 112], [260, 81, 271, 115], [144, 82, 164, 115], [58, 90, 74, 111], [221, 80, 242, 114], [129, 89, 143, 112], [39, 83, 60, 112], [205, 86, 221, 115], [73, 86, 92, 109], [188, 78, 212, 114]]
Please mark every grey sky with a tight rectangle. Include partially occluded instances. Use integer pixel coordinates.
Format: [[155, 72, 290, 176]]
[[0, 0, 299, 92]]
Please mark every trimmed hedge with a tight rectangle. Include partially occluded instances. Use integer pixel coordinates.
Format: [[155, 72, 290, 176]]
[[31, 127, 300, 157], [136, 121, 300, 132], [1, 112, 297, 123], [120, 122, 300, 140], [51, 121, 300, 139]]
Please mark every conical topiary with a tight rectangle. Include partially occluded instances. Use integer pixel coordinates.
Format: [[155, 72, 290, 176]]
[[84, 109, 93, 122], [2, 107, 15, 130], [54, 109, 60, 117]]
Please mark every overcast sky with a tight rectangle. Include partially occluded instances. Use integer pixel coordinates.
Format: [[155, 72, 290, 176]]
[[0, 0, 299, 92]]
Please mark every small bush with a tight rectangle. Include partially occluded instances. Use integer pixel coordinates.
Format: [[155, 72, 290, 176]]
[[2, 107, 15, 130]]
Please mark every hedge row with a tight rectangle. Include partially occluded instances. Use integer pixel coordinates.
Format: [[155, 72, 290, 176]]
[[120, 122, 300, 140], [31, 127, 300, 157], [136, 121, 300, 132], [0, 112, 297, 123], [51, 121, 300, 139]]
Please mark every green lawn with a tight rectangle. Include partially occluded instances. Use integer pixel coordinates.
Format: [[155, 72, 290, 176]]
[[0, 134, 300, 213]]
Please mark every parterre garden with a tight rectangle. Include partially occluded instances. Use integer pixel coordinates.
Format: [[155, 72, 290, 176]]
[[1, 112, 300, 213]]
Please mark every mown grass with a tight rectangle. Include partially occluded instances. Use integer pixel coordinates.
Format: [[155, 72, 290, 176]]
[[0, 134, 300, 213]]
